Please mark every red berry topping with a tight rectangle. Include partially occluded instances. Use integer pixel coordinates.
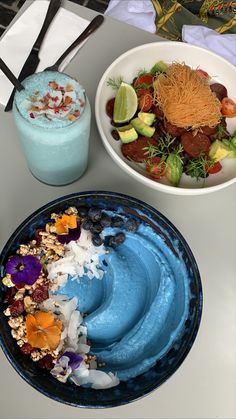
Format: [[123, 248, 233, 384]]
[[10, 299, 24, 317], [38, 354, 54, 370], [20, 343, 34, 355], [31, 284, 49, 303], [3, 287, 17, 305], [34, 228, 43, 243]]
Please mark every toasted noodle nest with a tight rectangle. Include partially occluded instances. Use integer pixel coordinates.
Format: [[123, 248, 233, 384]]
[[153, 63, 222, 129]]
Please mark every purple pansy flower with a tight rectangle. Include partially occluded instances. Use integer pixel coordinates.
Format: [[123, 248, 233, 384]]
[[6, 255, 42, 286], [63, 351, 83, 370], [57, 225, 81, 245], [50, 352, 83, 383]]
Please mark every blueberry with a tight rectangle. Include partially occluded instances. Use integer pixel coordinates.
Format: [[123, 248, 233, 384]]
[[100, 214, 112, 227], [82, 219, 93, 231], [125, 218, 139, 232], [111, 216, 124, 228], [107, 232, 125, 248], [92, 234, 103, 247], [90, 222, 103, 234], [78, 206, 88, 217], [88, 207, 102, 222]]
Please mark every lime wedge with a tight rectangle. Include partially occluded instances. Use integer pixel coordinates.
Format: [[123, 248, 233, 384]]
[[113, 82, 138, 123]]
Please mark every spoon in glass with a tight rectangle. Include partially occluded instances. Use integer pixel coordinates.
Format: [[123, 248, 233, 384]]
[[44, 14, 104, 72]]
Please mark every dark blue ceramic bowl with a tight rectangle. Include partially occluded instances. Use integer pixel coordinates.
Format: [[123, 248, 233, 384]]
[[0, 191, 202, 408]]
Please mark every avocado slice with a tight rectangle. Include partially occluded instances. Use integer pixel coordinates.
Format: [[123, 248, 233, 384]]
[[150, 61, 168, 75], [138, 112, 156, 126], [165, 153, 183, 186], [209, 139, 231, 161], [222, 136, 236, 157], [131, 117, 155, 138], [116, 124, 138, 143]]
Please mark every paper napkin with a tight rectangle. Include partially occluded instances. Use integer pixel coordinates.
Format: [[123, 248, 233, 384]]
[[0, 0, 90, 106]]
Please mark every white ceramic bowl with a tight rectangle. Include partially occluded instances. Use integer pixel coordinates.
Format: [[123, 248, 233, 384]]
[[95, 42, 236, 195]]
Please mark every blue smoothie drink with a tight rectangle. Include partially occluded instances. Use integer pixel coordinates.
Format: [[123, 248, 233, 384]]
[[13, 71, 91, 185]]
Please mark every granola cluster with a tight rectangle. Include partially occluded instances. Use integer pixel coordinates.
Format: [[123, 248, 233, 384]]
[[2, 207, 81, 369]]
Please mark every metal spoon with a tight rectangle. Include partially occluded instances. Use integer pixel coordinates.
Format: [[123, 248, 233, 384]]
[[44, 14, 104, 72]]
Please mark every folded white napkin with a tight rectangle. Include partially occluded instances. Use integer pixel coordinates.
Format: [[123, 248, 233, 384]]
[[182, 25, 236, 66], [104, 0, 156, 34], [0, 0, 89, 106]]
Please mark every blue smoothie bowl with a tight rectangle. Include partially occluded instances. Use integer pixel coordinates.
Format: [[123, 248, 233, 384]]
[[0, 191, 202, 408]]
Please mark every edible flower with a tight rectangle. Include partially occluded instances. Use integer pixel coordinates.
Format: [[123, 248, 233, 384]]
[[55, 214, 77, 235], [50, 351, 83, 383], [26, 311, 62, 350], [55, 214, 81, 244], [63, 351, 83, 370], [56, 225, 81, 245], [6, 255, 42, 286]]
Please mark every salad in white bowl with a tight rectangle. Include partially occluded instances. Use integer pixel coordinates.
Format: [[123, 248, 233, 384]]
[[95, 42, 236, 195]]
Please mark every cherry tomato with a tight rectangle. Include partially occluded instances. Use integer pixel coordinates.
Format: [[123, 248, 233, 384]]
[[196, 69, 209, 78], [146, 156, 166, 179], [134, 73, 153, 88], [138, 92, 153, 112], [206, 161, 222, 174], [221, 97, 236, 117], [136, 88, 151, 98]]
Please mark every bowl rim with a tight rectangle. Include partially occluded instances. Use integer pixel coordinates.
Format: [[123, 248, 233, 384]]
[[95, 41, 236, 196], [0, 190, 203, 408]]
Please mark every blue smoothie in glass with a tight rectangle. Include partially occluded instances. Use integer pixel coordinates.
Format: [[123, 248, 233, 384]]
[[13, 71, 91, 186]]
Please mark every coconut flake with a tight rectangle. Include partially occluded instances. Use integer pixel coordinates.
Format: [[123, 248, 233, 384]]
[[47, 228, 107, 290], [70, 369, 120, 389]]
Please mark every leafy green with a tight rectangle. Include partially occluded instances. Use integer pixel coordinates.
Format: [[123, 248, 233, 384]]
[[137, 68, 148, 77], [106, 77, 124, 90], [144, 133, 182, 159], [135, 83, 153, 92], [186, 154, 214, 180]]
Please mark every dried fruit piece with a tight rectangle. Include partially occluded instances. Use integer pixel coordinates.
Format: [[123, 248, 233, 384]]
[[20, 342, 34, 355], [10, 299, 24, 317], [31, 284, 49, 303], [38, 354, 54, 370]]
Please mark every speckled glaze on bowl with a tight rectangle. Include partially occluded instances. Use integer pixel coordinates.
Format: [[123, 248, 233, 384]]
[[0, 191, 202, 408], [95, 42, 236, 195]]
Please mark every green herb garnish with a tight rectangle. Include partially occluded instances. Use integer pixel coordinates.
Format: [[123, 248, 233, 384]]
[[144, 133, 182, 159], [107, 77, 124, 90], [186, 154, 215, 180]]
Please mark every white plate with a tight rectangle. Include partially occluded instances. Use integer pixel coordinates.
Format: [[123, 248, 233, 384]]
[[95, 42, 236, 196]]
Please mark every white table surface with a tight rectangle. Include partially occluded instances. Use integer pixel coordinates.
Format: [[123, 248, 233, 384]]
[[0, 1, 236, 418]]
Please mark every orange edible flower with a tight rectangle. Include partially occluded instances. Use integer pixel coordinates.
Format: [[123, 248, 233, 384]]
[[55, 214, 77, 235], [26, 311, 62, 350]]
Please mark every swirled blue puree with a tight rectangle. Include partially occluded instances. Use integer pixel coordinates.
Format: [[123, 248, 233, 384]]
[[57, 222, 190, 381], [14, 71, 85, 128]]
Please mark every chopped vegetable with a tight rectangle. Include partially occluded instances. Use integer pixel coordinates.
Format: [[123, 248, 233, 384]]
[[221, 97, 236, 117]]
